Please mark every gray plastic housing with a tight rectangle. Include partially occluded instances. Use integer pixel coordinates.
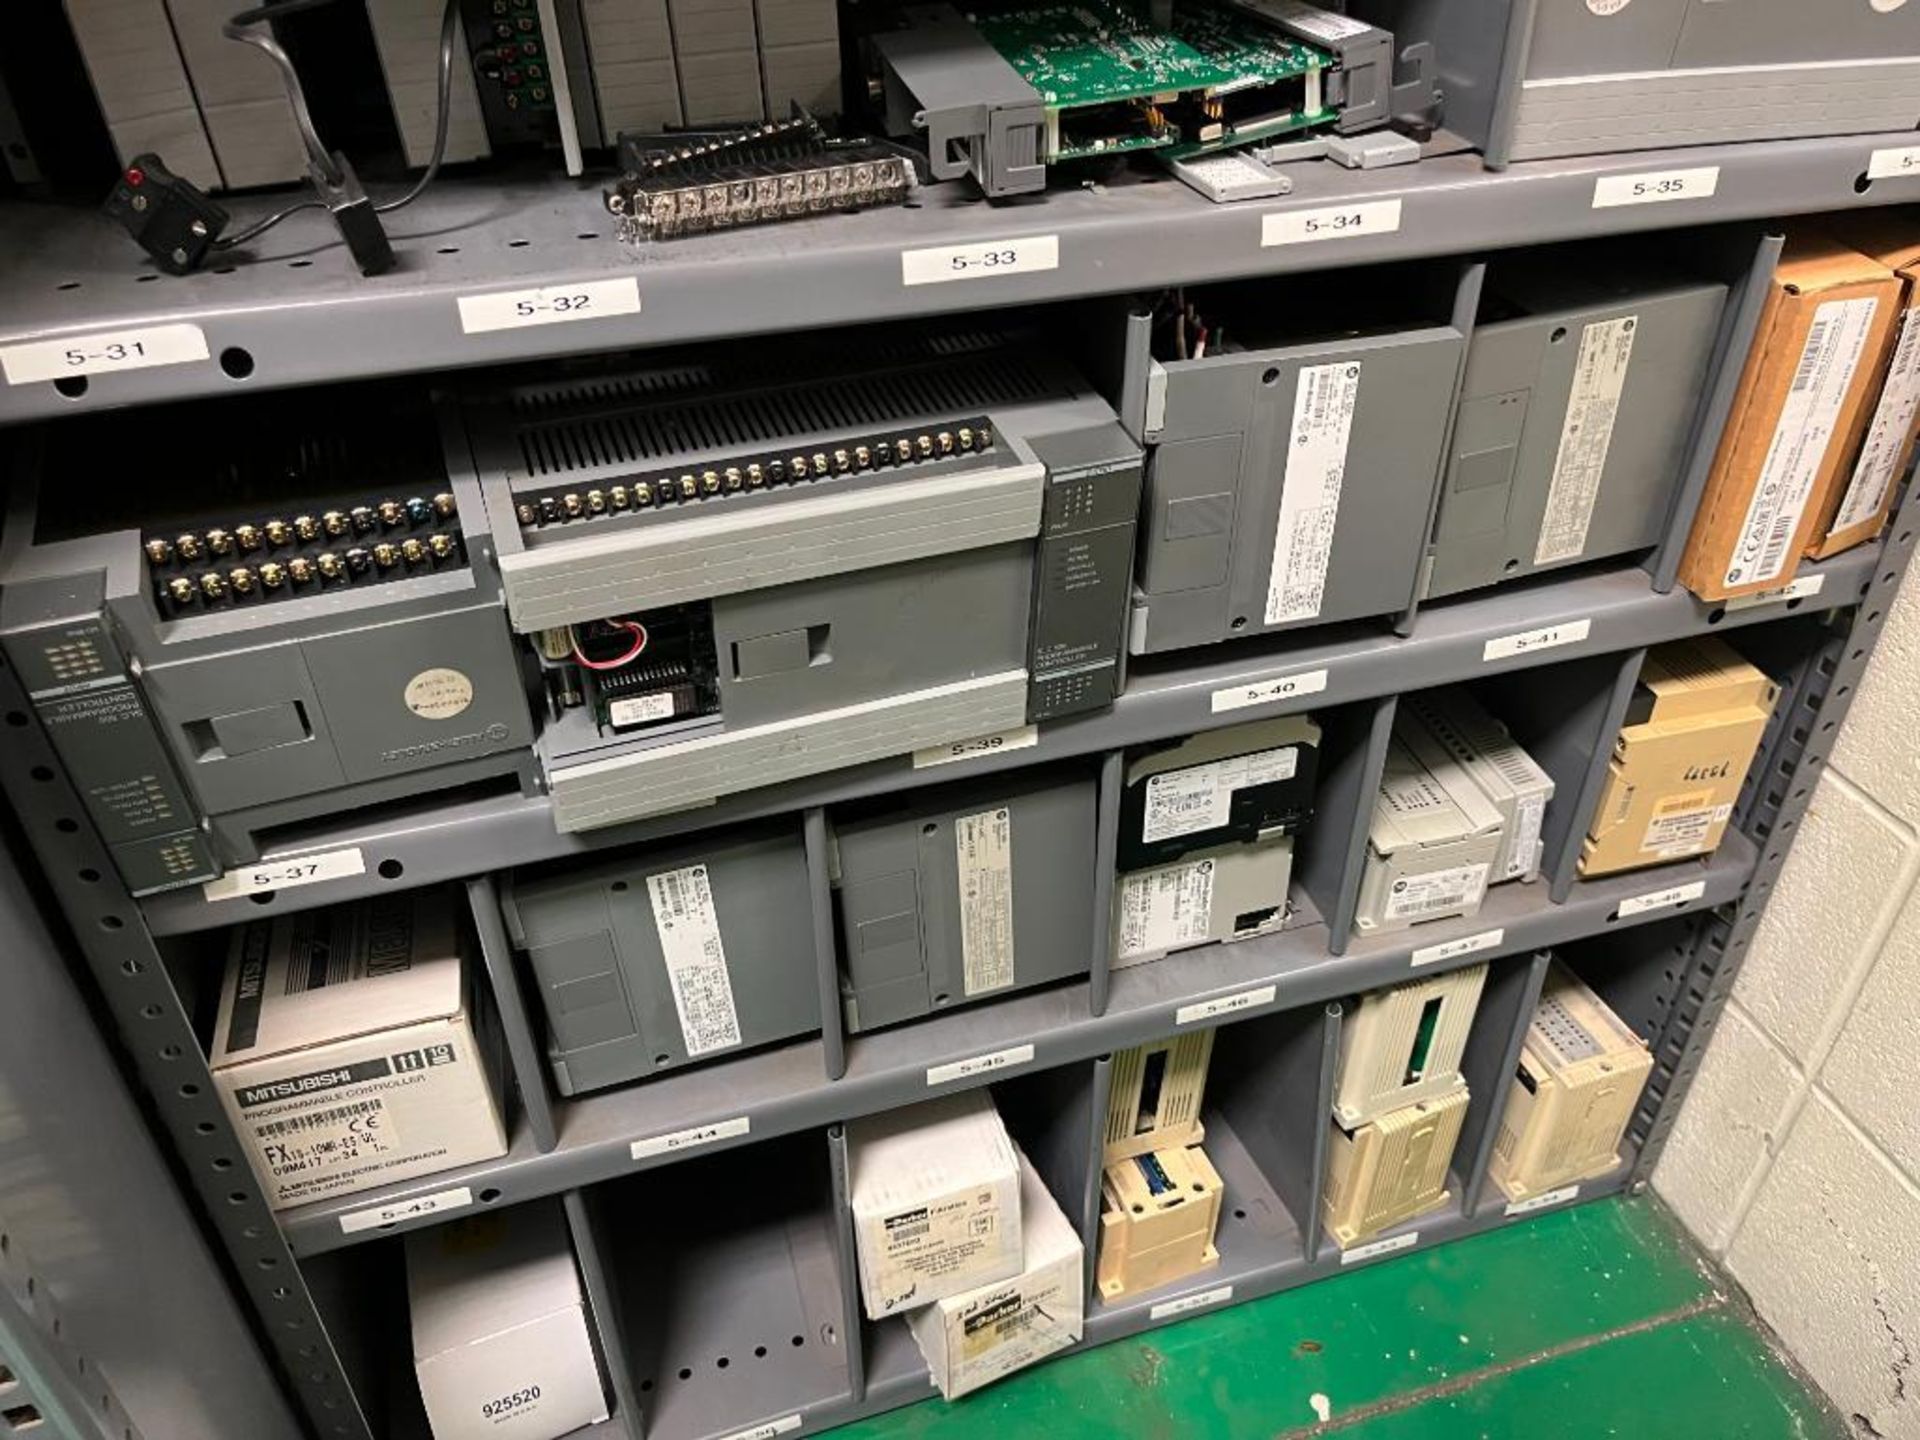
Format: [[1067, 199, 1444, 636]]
[[1225, 0, 1394, 133], [1425, 269, 1727, 602], [501, 825, 818, 1095], [830, 768, 1097, 1033], [864, 3, 1045, 197], [1120, 309, 1463, 653]]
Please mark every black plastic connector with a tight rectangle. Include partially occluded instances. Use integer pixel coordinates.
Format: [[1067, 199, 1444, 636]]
[[102, 153, 228, 274]]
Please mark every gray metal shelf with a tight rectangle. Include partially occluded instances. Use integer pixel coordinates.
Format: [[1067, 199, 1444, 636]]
[[141, 544, 1876, 939], [3, 129, 1918, 422], [277, 829, 1751, 1256]]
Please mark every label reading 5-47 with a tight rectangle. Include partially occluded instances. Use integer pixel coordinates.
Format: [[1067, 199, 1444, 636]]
[[901, 235, 1059, 286]]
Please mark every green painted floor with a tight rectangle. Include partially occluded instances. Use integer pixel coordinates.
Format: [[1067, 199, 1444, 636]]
[[834, 1197, 1842, 1439]]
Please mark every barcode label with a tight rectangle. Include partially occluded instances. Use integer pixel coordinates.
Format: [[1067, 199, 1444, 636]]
[[1725, 296, 1881, 588], [1116, 859, 1217, 960], [1143, 747, 1299, 844], [647, 864, 743, 1056], [955, 808, 1016, 996], [1383, 863, 1489, 922], [251, 1095, 397, 1180], [256, 1099, 381, 1138], [1536, 317, 1636, 564]]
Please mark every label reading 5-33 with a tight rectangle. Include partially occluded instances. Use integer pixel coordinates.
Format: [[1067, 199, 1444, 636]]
[[901, 235, 1060, 286]]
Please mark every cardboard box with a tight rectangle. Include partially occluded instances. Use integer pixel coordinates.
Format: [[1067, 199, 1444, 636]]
[[210, 892, 508, 1211], [848, 1090, 1023, 1319], [1323, 1086, 1468, 1248], [1491, 962, 1654, 1203], [906, 1150, 1084, 1400], [407, 1205, 609, 1440], [1578, 638, 1777, 878], [1810, 218, 1920, 559], [1679, 234, 1902, 600], [1096, 1145, 1223, 1299]]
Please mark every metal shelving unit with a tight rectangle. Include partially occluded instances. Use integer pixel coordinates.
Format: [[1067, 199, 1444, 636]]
[[2, 43, 1918, 1439]]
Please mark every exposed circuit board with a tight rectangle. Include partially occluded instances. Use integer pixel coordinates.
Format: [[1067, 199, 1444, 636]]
[[971, 0, 1336, 162]]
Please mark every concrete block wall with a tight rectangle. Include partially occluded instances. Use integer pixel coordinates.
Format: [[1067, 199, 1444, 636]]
[[1654, 566, 1920, 1440]]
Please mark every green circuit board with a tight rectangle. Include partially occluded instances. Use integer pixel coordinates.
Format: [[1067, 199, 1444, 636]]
[[972, 0, 1336, 161]]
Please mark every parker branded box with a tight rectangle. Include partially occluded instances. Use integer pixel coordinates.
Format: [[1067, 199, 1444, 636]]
[[1579, 639, 1777, 879], [1810, 219, 1920, 560], [906, 1150, 1084, 1400], [210, 892, 507, 1211], [1679, 235, 1902, 601], [848, 1090, 1023, 1319], [407, 1205, 609, 1440]]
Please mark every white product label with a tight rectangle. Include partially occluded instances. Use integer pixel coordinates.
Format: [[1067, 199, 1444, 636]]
[[457, 276, 641, 334], [202, 845, 366, 902], [252, 1095, 398, 1183], [1591, 166, 1719, 208], [1150, 1285, 1235, 1320], [1176, 984, 1277, 1026], [901, 235, 1059, 286], [1725, 295, 1882, 588], [1505, 1184, 1580, 1217], [1266, 361, 1360, 623], [1, 322, 209, 385], [927, 1044, 1034, 1086], [1507, 795, 1546, 881], [1263, 199, 1402, 247], [1868, 145, 1920, 180], [609, 691, 678, 727], [1725, 573, 1827, 611], [1211, 668, 1330, 714], [1536, 317, 1637, 564], [914, 725, 1040, 768], [1641, 799, 1731, 855], [338, 1186, 474, 1235], [1483, 617, 1591, 662], [631, 1115, 750, 1162], [1341, 1231, 1418, 1264], [1116, 860, 1218, 960], [1588, 0, 1630, 13], [402, 666, 474, 721], [869, 1185, 1008, 1313], [1832, 310, 1920, 534], [1382, 863, 1489, 923], [1143, 747, 1299, 844], [1411, 927, 1505, 968], [956, 808, 1015, 996], [1617, 879, 1706, 918], [717, 1416, 802, 1440], [647, 865, 743, 1057]]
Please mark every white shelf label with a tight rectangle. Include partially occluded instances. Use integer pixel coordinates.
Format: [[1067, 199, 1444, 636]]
[[1725, 573, 1826, 612], [1341, 1231, 1418, 1265], [1150, 1285, 1234, 1320], [901, 234, 1059, 286], [1617, 879, 1706, 919], [339, 1186, 474, 1235], [1411, 927, 1505, 968], [1592, 166, 1719, 209], [1211, 667, 1329, 714], [1483, 617, 1591, 662], [717, 1416, 802, 1440], [927, 1043, 1034, 1086], [1176, 984, 1277, 1027], [2, 322, 209, 385], [1263, 198, 1402, 247], [1505, 1184, 1580, 1217], [457, 276, 641, 334], [1868, 145, 1920, 181], [202, 846, 366, 902], [631, 1114, 750, 1162], [914, 725, 1039, 768]]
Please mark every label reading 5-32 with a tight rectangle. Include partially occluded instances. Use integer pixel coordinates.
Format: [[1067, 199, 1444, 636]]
[[457, 277, 642, 334]]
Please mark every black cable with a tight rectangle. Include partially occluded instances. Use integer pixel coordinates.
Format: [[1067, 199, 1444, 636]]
[[212, 198, 326, 251], [375, 0, 459, 213]]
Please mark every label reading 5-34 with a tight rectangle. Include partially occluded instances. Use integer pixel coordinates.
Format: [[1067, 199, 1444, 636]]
[[1263, 199, 1402, 247], [901, 235, 1060, 286]]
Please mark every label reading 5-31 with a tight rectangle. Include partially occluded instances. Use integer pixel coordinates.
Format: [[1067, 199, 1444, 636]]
[[1, 322, 210, 385]]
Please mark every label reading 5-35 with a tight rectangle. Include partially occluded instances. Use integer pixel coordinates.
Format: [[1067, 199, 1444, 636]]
[[1, 322, 210, 385], [1592, 167, 1719, 208]]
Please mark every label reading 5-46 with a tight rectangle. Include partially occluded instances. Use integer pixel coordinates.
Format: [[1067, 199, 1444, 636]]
[[901, 235, 1059, 286]]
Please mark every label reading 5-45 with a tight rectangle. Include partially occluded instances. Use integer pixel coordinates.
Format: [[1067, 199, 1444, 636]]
[[901, 235, 1059, 286]]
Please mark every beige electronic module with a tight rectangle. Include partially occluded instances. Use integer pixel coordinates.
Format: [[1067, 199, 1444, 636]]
[[1323, 1086, 1469, 1249], [1104, 1031, 1214, 1164], [1332, 964, 1488, 1129], [1491, 963, 1654, 1201], [1096, 1146, 1224, 1300], [1354, 725, 1504, 937], [1402, 689, 1555, 885]]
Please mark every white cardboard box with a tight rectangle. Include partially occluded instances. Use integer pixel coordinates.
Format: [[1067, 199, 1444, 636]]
[[209, 892, 507, 1210], [407, 1205, 608, 1440], [906, 1149, 1084, 1399], [848, 1089, 1023, 1319]]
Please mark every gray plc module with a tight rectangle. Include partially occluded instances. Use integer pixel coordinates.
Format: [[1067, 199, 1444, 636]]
[[1112, 836, 1294, 968], [1401, 690, 1554, 884], [0, 392, 535, 896], [501, 826, 818, 1095], [452, 327, 1141, 835], [1354, 724, 1504, 938], [1121, 313, 1463, 653], [1425, 268, 1726, 602], [1117, 715, 1322, 870], [831, 769, 1097, 1032]]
